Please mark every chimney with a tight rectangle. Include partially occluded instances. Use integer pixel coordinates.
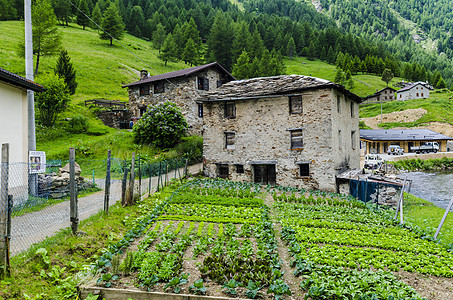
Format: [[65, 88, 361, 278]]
[[140, 70, 148, 80]]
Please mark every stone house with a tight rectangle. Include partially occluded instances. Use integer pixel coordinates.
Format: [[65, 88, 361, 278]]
[[396, 82, 432, 101], [363, 87, 396, 103], [199, 75, 362, 192], [0, 68, 45, 163], [123, 62, 235, 135]]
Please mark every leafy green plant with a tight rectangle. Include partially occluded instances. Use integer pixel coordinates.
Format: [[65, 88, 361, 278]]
[[164, 273, 189, 294], [267, 279, 291, 299], [189, 278, 207, 295], [34, 248, 50, 269], [222, 279, 240, 295], [96, 272, 118, 288], [245, 280, 263, 299]]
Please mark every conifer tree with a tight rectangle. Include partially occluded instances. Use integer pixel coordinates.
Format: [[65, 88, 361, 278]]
[[207, 12, 234, 70], [152, 23, 166, 53], [287, 37, 296, 60], [182, 38, 199, 66], [232, 51, 250, 80], [54, 49, 77, 95], [158, 34, 178, 65], [76, 0, 90, 30], [100, 3, 125, 46], [90, 2, 102, 31]]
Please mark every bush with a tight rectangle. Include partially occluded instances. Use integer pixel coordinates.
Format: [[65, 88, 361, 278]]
[[133, 102, 188, 148], [67, 115, 88, 133], [175, 136, 203, 164]]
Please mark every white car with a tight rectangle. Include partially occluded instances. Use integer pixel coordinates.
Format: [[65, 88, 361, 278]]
[[387, 145, 404, 155], [364, 154, 384, 170]]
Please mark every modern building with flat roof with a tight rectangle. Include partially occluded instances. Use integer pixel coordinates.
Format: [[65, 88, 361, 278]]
[[360, 129, 453, 154]]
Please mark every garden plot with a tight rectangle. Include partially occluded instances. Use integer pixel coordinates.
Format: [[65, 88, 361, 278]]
[[87, 179, 453, 300]]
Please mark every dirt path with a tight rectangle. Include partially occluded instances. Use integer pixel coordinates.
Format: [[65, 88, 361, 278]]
[[10, 163, 203, 256]]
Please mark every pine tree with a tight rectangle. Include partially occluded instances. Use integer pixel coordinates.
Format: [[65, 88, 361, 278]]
[[232, 51, 250, 80], [100, 3, 125, 46], [90, 3, 102, 31], [158, 33, 178, 65], [437, 77, 446, 89], [287, 37, 296, 60], [76, 0, 90, 30], [232, 21, 252, 62], [334, 69, 345, 85], [182, 38, 199, 66], [207, 12, 234, 70], [54, 49, 77, 95], [152, 23, 166, 53], [52, 0, 72, 26]]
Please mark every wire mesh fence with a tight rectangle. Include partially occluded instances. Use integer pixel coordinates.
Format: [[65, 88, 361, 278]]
[[0, 153, 192, 261]]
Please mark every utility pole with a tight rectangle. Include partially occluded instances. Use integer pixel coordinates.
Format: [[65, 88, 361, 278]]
[[25, 0, 38, 195]]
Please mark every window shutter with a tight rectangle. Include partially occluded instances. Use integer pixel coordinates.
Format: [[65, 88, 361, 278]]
[[203, 78, 209, 91]]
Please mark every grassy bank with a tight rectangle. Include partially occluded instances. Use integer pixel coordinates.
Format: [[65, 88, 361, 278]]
[[391, 157, 453, 171], [404, 193, 453, 248]]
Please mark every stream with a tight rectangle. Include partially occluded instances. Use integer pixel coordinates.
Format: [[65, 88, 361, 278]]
[[401, 171, 453, 210]]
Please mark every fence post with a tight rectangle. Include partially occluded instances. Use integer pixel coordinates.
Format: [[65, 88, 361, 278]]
[[69, 147, 78, 234], [104, 150, 111, 214], [178, 158, 182, 181], [129, 153, 135, 205], [165, 161, 168, 187], [148, 163, 152, 194], [394, 177, 407, 221], [6, 195, 12, 276], [0, 144, 9, 277], [434, 195, 453, 239], [138, 155, 141, 198], [157, 162, 162, 192], [184, 159, 188, 177], [121, 164, 128, 206]]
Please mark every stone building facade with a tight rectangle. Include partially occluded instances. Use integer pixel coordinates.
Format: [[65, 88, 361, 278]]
[[396, 82, 431, 101], [363, 87, 396, 103], [123, 62, 235, 135], [199, 75, 362, 192]]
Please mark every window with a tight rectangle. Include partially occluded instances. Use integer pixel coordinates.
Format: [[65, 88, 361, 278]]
[[337, 95, 341, 114], [421, 93, 424, 97], [224, 102, 236, 118], [139, 85, 149, 96], [198, 76, 209, 91], [416, 93, 419, 97], [289, 95, 303, 114], [400, 94, 402, 98], [217, 164, 229, 179], [338, 130, 342, 150], [154, 81, 165, 94], [225, 132, 235, 150], [236, 164, 244, 174], [351, 130, 356, 150], [217, 80, 223, 88], [299, 163, 310, 177], [290, 129, 303, 150], [198, 103, 203, 118], [350, 102, 354, 118]]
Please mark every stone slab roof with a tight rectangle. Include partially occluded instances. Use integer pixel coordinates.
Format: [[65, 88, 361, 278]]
[[123, 62, 235, 88], [364, 87, 396, 100], [360, 129, 453, 141], [0, 68, 46, 92], [197, 75, 362, 103]]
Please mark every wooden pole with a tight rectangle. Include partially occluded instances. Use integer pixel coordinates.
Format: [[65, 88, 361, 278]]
[[148, 163, 152, 194], [165, 161, 168, 187], [157, 162, 161, 192], [129, 153, 135, 205], [121, 165, 128, 206], [6, 195, 12, 276], [104, 150, 111, 214], [1, 144, 9, 277], [69, 147, 78, 235], [138, 155, 141, 198], [356, 177, 360, 200], [178, 158, 182, 181], [395, 177, 407, 221], [364, 178, 368, 203], [434, 196, 453, 239]]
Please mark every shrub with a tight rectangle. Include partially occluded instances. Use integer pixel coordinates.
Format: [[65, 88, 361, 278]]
[[175, 136, 203, 164], [133, 101, 188, 149], [67, 115, 88, 133]]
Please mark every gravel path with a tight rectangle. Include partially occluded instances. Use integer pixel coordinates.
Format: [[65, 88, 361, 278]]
[[10, 163, 202, 256]]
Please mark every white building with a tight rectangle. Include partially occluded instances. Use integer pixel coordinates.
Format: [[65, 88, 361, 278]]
[[0, 68, 45, 163], [396, 82, 432, 101]]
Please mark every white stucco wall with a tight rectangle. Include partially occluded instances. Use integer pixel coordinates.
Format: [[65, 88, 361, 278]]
[[0, 81, 28, 163], [396, 84, 429, 101]]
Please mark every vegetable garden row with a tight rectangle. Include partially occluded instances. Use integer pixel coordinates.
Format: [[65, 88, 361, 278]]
[[90, 178, 453, 299]]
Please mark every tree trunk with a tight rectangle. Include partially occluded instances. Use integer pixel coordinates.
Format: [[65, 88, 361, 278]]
[[34, 51, 40, 75], [110, 37, 113, 46]]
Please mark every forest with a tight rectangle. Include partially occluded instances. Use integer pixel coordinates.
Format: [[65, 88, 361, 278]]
[[2, 0, 453, 87]]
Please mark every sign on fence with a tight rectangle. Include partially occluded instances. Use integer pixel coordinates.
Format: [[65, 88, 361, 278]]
[[28, 151, 46, 174]]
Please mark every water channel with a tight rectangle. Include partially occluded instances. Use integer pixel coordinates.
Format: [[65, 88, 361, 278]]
[[401, 171, 453, 210]]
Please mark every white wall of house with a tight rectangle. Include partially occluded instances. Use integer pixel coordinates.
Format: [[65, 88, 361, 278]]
[[0, 81, 28, 163], [397, 84, 429, 101]]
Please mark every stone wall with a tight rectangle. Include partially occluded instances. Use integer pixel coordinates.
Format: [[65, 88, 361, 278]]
[[38, 163, 96, 199], [202, 87, 360, 192], [97, 110, 131, 129], [128, 68, 226, 135]]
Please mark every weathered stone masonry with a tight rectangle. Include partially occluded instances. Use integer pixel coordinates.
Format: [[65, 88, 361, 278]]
[[200, 75, 361, 192], [123, 62, 235, 135]]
